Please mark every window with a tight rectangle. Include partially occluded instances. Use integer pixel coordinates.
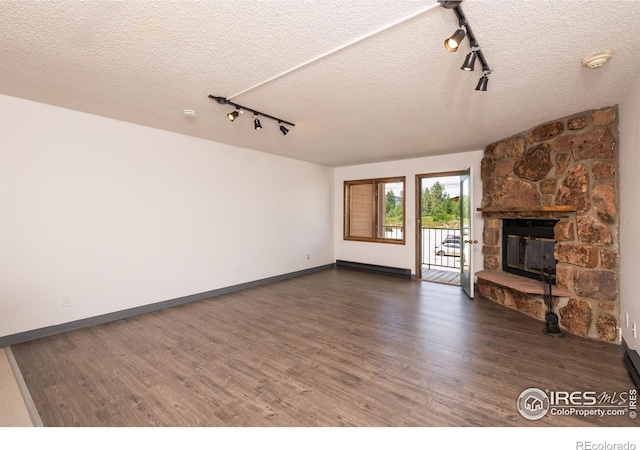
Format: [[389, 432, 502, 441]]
[[343, 177, 405, 244]]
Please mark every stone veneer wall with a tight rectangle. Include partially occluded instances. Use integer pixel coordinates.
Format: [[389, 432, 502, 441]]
[[479, 106, 619, 342]]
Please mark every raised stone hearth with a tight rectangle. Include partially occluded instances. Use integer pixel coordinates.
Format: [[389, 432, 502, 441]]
[[476, 270, 572, 297], [479, 106, 619, 342]]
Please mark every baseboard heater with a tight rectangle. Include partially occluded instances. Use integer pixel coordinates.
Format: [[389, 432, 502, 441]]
[[335, 260, 412, 279], [622, 339, 640, 390]]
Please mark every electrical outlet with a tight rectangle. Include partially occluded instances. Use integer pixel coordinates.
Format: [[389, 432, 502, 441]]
[[307, 254, 310, 260], [62, 296, 72, 307]]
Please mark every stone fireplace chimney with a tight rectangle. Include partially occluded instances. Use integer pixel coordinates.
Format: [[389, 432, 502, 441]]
[[477, 106, 619, 342]]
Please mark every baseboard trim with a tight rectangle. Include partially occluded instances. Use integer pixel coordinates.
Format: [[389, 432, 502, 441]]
[[335, 260, 412, 279], [622, 338, 640, 390], [0, 263, 335, 347]]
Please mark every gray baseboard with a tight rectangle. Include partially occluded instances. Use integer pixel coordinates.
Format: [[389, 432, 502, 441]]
[[0, 263, 335, 348]]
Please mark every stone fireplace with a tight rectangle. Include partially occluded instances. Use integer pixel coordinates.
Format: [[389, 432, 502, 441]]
[[476, 106, 619, 342]]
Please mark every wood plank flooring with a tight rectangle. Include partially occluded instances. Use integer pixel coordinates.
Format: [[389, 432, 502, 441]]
[[9, 268, 637, 427], [421, 267, 460, 285]]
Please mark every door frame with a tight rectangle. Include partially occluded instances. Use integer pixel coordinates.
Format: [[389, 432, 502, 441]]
[[460, 168, 474, 298], [415, 170, 466, 280]]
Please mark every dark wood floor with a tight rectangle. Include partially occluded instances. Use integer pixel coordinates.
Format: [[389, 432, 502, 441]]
[[10, 268, 637, 427]]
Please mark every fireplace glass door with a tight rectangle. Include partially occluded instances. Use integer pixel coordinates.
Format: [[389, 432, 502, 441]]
[[502, 218, 558, 283], [505, 235, 556, 278]]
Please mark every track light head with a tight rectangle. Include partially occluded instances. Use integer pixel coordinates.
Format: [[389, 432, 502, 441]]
[[254, 115, 262, 130], [227, 109, 242, 122], [445, 27, 466, 52], [461, 50, 477, 71], [475, 74, 489, 91], [279, 122, 289, 135]]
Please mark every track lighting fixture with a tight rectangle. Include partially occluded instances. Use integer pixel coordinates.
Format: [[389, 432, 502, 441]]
[[475, 72, 489, 91], [461, 49, 477, 71], [210, 95, 294, 135], [439, 0, 492, 91], [227, 110, 239, 122], [445, 27, 466, 52]]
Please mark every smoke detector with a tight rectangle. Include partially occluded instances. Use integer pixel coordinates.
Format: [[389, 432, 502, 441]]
[[582, 50, 612, 69]]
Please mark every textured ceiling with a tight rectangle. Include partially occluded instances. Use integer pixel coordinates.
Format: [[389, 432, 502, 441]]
[[2, 0, 640, 167]]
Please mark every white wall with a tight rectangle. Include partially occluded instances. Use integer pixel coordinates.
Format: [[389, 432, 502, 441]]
[[0, 95, 334, 338], [334, 151, 484, 280], [619, 72, 640, 350]]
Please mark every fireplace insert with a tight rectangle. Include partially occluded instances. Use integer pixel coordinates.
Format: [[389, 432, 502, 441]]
[[502, 219, 558, 284]]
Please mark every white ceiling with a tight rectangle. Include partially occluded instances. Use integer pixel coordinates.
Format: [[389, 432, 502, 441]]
[[2, 0, 640, 167]]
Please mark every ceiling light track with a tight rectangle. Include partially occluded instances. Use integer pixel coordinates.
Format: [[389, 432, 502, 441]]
[[209, 95, 295, 134], [439, 0, 492, 91]]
